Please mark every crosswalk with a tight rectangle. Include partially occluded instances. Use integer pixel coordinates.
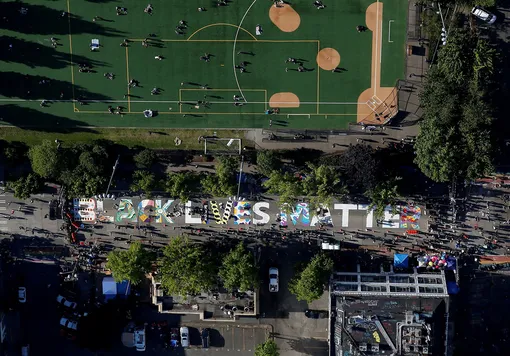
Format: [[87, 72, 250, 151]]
[[0, 196, 8, 232]]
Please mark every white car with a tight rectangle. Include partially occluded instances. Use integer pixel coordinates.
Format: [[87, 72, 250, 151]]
[[18, 287, 26, 303], [60, 317, 78, 331], [56, 295, 78, 310], [134, 327, 146, 352], [269, 267, 279, 292], [180, 326, 189, 348], [471, 6, 497, 24]]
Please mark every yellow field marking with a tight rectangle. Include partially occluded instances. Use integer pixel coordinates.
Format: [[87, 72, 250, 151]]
[[179, 90, 182, 113], [125, 47, 131, 112], [317, 40, 320, 115], [187, 23, 257, 41], [179, 88, 266, 91], [128, 39, 318, 43], [74, 107, 79, 112], [75, 111, 357, 116], [66, 0, 76, 112], [264, 90, 267, 111]]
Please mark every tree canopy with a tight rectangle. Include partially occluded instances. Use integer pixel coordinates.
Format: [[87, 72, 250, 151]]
[[415, 30, 496, 182], [134, 149, 157, 169], [28, 140, 60, 179], [106, 241, 153, 285], [7, 173, 43, 200], [262, 171, 303, 212], [218, 242, 258, 292], [201, 156, 239, 197], [130, 170, 158, 196], [367, 181, 399, 220], [289, 253, 333, 303], [165, 171, 199, 202], [302, 164, 347, 210], [337, 145, 382, 193], [256, 150, 281, 177], [255, 339, 279, 356], [159, 236, 217, 296]]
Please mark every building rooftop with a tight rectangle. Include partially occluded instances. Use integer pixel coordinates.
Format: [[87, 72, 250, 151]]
[[330, 267, 450, 356]]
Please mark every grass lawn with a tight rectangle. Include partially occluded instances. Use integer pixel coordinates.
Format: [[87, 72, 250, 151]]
[[0, 126, 249, 150]]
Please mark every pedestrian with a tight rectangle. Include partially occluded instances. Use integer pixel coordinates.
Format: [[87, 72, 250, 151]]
[[154, 55, 163, 60], [269, 119, 272, 127]]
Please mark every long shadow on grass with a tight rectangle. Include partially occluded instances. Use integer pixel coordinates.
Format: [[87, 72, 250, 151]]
[[0, 104, 98, 132], [0, 36, 107, 70], [0, 71, 112, 101], [0, 1, 124, 36]]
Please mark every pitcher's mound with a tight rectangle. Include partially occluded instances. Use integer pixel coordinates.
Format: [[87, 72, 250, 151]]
[[269, 92, 300, 108], [317, 48, 341, 70], [269, 4, 301, 33]]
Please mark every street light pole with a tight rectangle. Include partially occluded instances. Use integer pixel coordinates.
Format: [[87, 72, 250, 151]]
[[106, 155, 120, 196], [236, 155, 244, 200]]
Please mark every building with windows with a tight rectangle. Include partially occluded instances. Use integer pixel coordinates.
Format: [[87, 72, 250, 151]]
[[329, 265, 453, 356]]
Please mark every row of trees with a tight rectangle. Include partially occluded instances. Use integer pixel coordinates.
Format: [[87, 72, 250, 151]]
[[5, 138, 404, 218], [415, 29, 497, 182], [259, 146, 402, 219], [106, 237, 258, 295], [106, 236, 333, 304]]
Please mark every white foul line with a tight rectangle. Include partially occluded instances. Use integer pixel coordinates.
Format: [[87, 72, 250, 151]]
[[232, 0, 258, 104], [388, 20, 394, 43]]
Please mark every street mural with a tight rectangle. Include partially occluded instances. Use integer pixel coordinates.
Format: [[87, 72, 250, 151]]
[[72, 198, 422, 230]]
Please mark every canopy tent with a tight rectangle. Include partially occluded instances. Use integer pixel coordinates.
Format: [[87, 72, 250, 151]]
[[102, 276, 117, 301], [394, 253, 409, 268]]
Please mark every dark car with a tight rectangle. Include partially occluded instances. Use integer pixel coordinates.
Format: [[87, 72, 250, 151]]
[[201, 328, 210, 349], [305, 309, 328, 319]]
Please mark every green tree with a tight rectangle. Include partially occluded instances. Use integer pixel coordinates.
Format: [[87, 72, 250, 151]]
[[201, 156, 239, 197], [367, 182, 399, 220], [302, 164, 347, 211], [134, 149, 157, 169], [255, 339, 279, 356], [28, 140, 61, 179], [7, 173, 43, 200], [262, 171, 303, 213], [159, 236, 217, 296], [256, 150, 281, 177], [105, 241, 153, 285], [130, 170, 158, 196], [165, 172, 199, 202], [219, 242, 258, 292], [337, 144, 382, 193], [289, 253, 333, 303], [3, 141, 28, 165], [416, 30, 496, 182]]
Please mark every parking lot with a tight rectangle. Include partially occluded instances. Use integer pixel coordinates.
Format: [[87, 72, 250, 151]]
[[178, 323, 270, 355]]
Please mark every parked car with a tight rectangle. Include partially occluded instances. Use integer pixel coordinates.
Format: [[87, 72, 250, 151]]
[[305, 309, 328, 319], [59, 317, 78, 331], [180, 326, 189, 348], [21, 345, 29, 356], [471, 6, 497, 24], [56, 295, 77, 310], [269, 267, 279, 292], [134, 326, 146, 352], [201, 328, 210, 349], [18, 287, 26, 303]]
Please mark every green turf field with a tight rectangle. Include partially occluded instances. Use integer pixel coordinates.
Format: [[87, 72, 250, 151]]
[[0, 0, 406, 130]]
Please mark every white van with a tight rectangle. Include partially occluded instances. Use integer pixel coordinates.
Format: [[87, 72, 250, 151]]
[[180, 326, 189, 348], [134, 327, 146, 352]]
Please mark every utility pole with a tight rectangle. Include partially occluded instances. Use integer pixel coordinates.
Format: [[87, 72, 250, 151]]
[[106, 155, 120, 196], [236, 155, 244, 200]]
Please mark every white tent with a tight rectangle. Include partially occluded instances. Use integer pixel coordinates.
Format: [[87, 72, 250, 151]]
[[102, 276, 117, 300]]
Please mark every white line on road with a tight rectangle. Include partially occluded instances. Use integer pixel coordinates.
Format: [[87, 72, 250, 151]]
[[0, 227, 9, 231], [0, 207, 6, 211], [0, 221, 6, 224], [0, 200, 5, 203]]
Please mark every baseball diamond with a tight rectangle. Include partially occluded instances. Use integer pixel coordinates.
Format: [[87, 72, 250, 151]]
[[0, 0, 406, 129]]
